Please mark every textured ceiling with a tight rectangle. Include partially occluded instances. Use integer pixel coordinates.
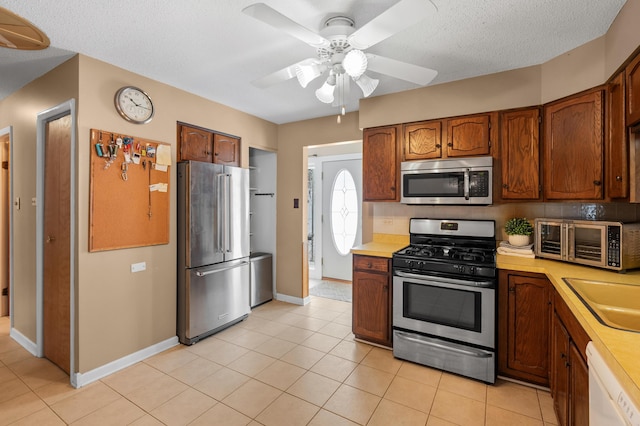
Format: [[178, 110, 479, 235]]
[[0, 0, 627, 124]]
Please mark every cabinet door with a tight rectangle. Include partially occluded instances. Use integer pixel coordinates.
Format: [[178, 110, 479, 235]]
[[363, 126, 400, 201], [213, 133, 240, 166], [500, 109, 541, 200], [606, 71, 628, 199], [403, 121, 442, 160], [445, 114, 491, 157], [544, 90, 604, 200], [505, 273, 550, 385], [552, 312, 570, 426], [352, 268, 390, 346], [569, 342, 589, 426], [626, 53, 640, 126], [179, 125, 213, 162]]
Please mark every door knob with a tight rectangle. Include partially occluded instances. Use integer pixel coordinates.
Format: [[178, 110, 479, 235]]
[[46, 236, 56, 243]]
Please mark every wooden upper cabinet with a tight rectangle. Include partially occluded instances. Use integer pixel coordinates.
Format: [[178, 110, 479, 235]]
[[213, 133, 240, 166], [626, 53, 640, 126], [606, 71, 628, 199], [363, 125, 401, 202], [179, 124, 213, 163], [543, 89, 604, 200], [178, 123, 241, 166], [403, 121, 442, 160], [500, 108, 541, 200], [445, 114, 491, 157]]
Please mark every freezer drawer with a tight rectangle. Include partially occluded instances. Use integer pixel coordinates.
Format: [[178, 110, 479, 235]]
[[178, 258, 250, 345], [250, 252, 273, 308]]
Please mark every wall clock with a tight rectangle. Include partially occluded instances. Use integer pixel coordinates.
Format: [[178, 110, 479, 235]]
[[114, 86, 154, 124]]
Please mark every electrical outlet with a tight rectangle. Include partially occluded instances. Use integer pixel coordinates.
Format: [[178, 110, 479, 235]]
[[131, 262, 146, 273], [31, 197, 37, 206], [382, 217, 393, 225]]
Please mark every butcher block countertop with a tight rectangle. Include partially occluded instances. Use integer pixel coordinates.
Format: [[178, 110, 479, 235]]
[[352, 237, 640, 407]]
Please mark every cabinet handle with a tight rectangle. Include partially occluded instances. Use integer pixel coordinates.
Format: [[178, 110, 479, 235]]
[[367, 262, 372, 268], [383, 285, 388, 292], [503, 184, 509, 189], [447, 143, 453, 147], [616, 176, 623, 181], [390, 186, 396, 190], [435, 144, 441, 148], [508, 287, 515, 293], [560, 352, 566, 359], [593, 180, 602, 186]]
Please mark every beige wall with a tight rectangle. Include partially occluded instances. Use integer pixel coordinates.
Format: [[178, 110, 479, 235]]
[[0, 57, 79, 341], [75, 55, 277, 371], [276, 112, 362, 299], [605, 0, 640, 78], [0, 54, 277, 373]]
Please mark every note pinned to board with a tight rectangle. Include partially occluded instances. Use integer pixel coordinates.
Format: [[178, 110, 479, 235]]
[[156, 145, 171, 166], [155, 164, 168, 172], [149, 183, 168, 193]]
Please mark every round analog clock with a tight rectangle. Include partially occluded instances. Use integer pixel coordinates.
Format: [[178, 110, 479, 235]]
[[114, 86, 154, 124]]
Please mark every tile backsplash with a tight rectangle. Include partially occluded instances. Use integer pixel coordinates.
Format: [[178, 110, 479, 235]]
[[371, 202, 640, 241]]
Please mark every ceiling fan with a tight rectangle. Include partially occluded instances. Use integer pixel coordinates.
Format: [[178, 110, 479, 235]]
[[242, 0, 438, 115]]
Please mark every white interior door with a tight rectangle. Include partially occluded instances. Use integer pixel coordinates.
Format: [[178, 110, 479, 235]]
[[322, 159, 362, 281]]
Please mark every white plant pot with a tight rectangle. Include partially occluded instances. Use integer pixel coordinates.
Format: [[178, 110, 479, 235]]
[[508, 234, 531, 246]]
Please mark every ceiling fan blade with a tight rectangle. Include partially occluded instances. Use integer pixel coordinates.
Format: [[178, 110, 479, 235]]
[[348, 0, 436, 50], [251, 58, 322, 88], [242, 3, 330, 48], [366, 54, 438, 86]]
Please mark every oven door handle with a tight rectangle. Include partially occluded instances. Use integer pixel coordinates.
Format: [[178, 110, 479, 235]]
[[394, 271, 494, 288], [395, 331, 493, 358]]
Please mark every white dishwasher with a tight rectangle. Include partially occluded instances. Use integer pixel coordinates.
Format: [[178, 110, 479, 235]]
[[587, 342, 640, 426]]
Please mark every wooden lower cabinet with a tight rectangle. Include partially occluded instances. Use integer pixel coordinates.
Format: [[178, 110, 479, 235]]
[[551, 289, 590, 426], [498, 270, 551, 386], [352, 255, 392, 347]]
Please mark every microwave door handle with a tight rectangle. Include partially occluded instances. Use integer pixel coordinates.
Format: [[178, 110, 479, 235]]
[[567, 223, 575, 261], [464, 169, 470, 200]]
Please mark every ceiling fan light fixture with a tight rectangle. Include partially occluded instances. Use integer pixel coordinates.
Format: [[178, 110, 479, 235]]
[[295, 62, 323, 88], [354, 73, 379, 97], [315, 74, 336, 103], [343, 49, 367, 78]]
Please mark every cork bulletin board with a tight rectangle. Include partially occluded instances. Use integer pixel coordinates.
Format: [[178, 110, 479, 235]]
[[89, 129, 171, 252]]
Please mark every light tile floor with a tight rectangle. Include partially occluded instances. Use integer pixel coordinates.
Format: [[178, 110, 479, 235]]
[[0, 298, 558, 425]]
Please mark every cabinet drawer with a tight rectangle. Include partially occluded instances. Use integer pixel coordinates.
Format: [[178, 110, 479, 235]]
[[353, 255, 389, 273]]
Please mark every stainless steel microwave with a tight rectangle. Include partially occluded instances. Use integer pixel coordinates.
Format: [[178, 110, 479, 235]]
[[400, 156, 493, 205], [534, 218, 640, 271]]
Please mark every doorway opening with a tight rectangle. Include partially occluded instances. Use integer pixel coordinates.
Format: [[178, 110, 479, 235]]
[[306, 142, 362, 303]]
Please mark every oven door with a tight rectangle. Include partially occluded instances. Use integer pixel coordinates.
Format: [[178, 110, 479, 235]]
[[567, 222, 606, 268], [392, 271, 495, 348]]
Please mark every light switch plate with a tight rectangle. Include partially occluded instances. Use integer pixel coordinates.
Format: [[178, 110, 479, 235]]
[[131, 262, 146, 273]]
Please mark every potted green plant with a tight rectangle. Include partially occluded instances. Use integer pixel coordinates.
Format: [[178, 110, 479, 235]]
[[504, 217, 533, 246]]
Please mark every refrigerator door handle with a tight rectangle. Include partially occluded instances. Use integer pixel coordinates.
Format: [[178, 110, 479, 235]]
[[216, 173, 225, 253], [195, 261, 249, 276], [225, 173, 231, 253]]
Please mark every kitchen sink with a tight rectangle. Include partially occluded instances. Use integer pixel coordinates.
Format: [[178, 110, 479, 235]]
[[563, 278, 640, 333]]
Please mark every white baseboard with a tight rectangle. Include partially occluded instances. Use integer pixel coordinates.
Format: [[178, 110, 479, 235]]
[[275, 293, 310, 306], [10, 328, 37, 356], [71, 336, 179, 388]]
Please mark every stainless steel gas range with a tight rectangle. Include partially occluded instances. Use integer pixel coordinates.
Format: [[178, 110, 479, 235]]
[[392, 218, 497, 383]]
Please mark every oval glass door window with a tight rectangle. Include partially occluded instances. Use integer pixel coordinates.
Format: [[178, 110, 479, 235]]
[[330, 169, 358, 255]]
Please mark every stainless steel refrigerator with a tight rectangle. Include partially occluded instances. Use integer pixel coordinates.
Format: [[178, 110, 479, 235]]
[[177, 161, 250, 345]]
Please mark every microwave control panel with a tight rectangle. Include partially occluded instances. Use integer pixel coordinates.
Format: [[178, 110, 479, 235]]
[[607, 226, 621, 268], [469, 171, 490, 197]]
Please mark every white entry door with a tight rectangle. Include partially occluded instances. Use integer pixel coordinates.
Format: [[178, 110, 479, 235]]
[[322, 159, 362, 281]]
